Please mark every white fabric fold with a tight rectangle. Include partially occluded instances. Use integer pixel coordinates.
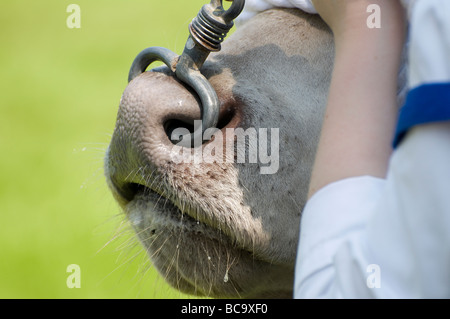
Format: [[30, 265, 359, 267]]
[[236, 0, 317, 25], [237, 0, 417, 25]]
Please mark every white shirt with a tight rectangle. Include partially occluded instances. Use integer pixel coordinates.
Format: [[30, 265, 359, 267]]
[[238, 1, 414, 25], [293, 0, 450, 298], [237, 0, 316, 25], [295, 123, 450, 298]]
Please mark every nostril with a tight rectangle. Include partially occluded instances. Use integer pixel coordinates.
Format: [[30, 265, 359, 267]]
[[217, 104, 236, 130], [163, 104, 237, 146], [164, 119, 195, 144]]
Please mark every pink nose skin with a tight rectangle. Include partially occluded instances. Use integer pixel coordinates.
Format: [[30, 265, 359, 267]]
[[106, 68, 238, 205]]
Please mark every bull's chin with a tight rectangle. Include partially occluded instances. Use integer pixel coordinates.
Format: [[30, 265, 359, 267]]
[[121, 189, 294, 299]]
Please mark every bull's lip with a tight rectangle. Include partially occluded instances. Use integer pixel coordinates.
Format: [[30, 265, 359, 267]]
[[107, 173, 214, 232], [120, 182, 225, 238], [114, 181, 294, 298], [122, 183, 243, 296]]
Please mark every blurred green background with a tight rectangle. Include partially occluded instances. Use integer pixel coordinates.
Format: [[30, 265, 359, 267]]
[[0, 0, 223, 298]]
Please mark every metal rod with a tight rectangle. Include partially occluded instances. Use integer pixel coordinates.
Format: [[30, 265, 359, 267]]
[[127, 0, 245, 147]]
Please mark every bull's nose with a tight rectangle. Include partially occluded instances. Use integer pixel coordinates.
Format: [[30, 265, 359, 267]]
[[105, 69, 236, 204]]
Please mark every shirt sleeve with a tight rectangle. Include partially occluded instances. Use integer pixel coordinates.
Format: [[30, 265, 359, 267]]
[[295, 123, 450, 298], [294, 176, 386, 298], [365, 123, 450, 298]]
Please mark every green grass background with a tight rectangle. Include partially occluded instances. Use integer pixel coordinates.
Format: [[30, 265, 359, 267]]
[[0, 0, 224, 298]]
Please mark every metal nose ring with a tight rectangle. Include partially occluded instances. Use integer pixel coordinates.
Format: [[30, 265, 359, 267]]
[[128, 0, 245, 147]]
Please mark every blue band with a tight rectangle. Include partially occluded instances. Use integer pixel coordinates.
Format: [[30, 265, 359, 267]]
[[394, 82, 450, 148]]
